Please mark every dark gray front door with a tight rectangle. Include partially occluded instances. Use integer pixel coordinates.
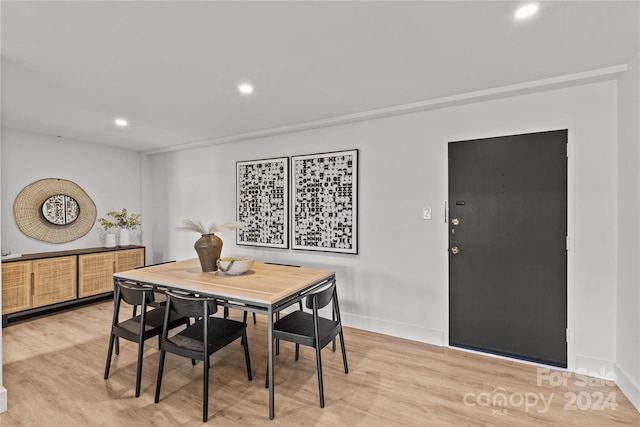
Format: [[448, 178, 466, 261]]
[[448, 130, 568, 367]]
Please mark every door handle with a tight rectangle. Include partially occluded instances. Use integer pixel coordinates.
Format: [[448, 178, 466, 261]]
[[450, 246, 460, 255]]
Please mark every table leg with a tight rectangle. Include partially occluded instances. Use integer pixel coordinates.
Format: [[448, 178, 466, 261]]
[[268, 305, 275, 420]]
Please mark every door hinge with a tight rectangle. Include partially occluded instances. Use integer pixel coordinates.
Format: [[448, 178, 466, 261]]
[[566, 236, 570, 251], [566, 328, 570, 343]]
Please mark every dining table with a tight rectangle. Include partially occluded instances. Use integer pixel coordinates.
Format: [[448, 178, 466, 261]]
[[112, 258, 336, 420]]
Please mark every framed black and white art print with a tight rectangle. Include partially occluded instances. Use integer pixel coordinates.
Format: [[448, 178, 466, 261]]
[[291, 149, 358, 254], [236, 157, 289, 248]]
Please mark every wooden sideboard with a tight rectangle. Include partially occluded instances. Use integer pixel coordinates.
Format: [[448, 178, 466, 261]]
[[2, 246, 145, 325]]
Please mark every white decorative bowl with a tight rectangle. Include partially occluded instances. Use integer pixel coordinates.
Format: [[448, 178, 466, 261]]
[[217, 257, 254, 275]]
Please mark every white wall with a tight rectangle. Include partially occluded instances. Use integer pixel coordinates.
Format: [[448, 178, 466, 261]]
[[148, 81, 619, 374], [0, 128, 144, 254], [616, 51, 640, 411]]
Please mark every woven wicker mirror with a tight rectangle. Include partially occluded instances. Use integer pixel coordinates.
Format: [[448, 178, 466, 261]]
[[14, 178, 97, 243]]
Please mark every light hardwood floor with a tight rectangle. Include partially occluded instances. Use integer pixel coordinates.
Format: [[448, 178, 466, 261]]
[[1, 301, 638, 426]]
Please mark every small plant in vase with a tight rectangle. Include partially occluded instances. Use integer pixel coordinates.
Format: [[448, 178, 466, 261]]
[[177, 219, 242, 272], [99, 209, 141, 247], [98, 218, 117, 248]]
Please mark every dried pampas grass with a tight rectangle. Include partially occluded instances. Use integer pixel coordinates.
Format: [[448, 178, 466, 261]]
[[177, 219, 242, 235]]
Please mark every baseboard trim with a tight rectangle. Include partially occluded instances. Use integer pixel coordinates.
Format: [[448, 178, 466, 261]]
[[615, 364, 640, 412], [574, 355, 616, 380], [341, 312, 444, 346], [0, 386, 7, 413]]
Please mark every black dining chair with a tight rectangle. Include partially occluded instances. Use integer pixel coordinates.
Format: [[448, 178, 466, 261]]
[[104, 280, 189, 397], [154, 291, 253, 422], [266, 279, 348, 408], [114, 262, 177, 356]]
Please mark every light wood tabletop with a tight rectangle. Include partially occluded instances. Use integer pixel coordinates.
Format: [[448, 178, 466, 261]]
[[113, 258, 334, 306]]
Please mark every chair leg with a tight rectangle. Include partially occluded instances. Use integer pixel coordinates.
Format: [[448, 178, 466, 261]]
[[154, 350, 166, 403], [135, 339, 145, 397], [203, 349, 210, 422], [315, 344, 325, 408], [295, 344, 300, 361], [115, 336, 120, 355], [339, 331, 349, 374], [243, 310, 247, 324], [104, 333, 116, 379], [242, 331, 253, 381], [252, 312, 256, 324]]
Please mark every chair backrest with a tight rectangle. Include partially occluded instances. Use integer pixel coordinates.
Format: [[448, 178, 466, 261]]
[[305, 280, 336, 311], [166, 291, 218, 318], [117, 280, 156, 307]]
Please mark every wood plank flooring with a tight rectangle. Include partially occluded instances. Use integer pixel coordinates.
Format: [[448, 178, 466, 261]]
[[1, 301, 638, 426]]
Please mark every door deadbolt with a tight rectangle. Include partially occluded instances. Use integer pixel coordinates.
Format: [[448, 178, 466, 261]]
[[450, 246, 460, 255], [451, 218, 460, 226]]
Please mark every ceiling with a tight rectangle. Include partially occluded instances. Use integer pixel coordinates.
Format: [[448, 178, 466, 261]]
[[2, 1, 638, 153]]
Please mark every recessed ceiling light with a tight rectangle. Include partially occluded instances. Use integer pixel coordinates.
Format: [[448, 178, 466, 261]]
[[114, 118, 128, 127], [515, 4, 539, 19], [238, 83, 254, 95]]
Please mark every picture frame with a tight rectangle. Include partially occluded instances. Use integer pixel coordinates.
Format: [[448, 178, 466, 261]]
[[291, 149, 358, 254], [236, 157, 289, 248]]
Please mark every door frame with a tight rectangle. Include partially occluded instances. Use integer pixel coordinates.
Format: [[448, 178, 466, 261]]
[[443, 127, 576, 371]]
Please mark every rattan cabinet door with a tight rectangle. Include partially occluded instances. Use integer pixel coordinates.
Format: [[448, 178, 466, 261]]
[[2, 261, 33, 314], [32, 256, 77, 308], [115, 248, 144, 273], [78, 252, 115, 297]]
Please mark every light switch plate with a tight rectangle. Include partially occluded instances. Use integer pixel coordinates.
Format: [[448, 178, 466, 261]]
[[423, 207, 432, 220]]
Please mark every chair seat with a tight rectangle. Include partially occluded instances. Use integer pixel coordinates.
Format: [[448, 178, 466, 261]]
[[266, 280, 348, 409], [115, 307, 182, 342], [274, 311, 341, 349], [163, 317, 246, 359], [155, 291, 252, 422]]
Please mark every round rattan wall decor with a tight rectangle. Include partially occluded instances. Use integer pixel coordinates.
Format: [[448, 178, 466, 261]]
[[13, 178, 97, 244]]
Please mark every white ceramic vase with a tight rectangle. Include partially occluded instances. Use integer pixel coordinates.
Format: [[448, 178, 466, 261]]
[[118, 228, 130, 246], [104, 233, 116, 248]]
